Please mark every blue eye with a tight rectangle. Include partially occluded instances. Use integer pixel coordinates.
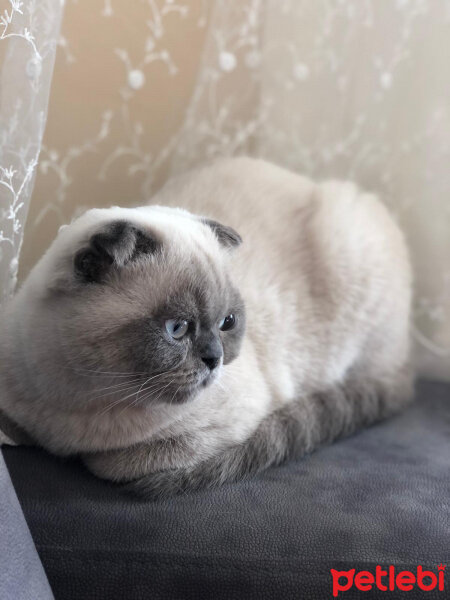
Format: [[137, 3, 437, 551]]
[[165, 319, 189, 340], [219, 313, 236, 331]]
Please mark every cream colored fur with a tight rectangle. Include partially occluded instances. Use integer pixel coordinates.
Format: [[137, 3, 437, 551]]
[[0, 158, 412, 487]]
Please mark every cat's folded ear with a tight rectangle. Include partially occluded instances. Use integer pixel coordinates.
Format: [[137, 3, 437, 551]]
[[201, 218, 242, 249], [74, 220, 159, 283]]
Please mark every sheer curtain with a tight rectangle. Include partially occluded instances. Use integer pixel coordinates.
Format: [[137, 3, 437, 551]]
[[0, 0, 63, 304], [172, 0, 450, 380], [1, 0, 449, 379]]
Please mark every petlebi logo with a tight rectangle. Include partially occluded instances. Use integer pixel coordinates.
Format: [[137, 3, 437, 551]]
[[330, 564, 446, 596]]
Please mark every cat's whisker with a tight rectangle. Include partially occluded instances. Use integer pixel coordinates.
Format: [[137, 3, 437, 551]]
[[90, 382, 145, 403], [168, 384, 183, 405], [65, 366, 148, 378], [134, 368, 180, 401], [113, 372, 176, 406], [93, 365, 225, 411], [96, 395, 135, 416], [96, 379, 170, 412], [154, 378, 179, 403], [91, 372, 171, 395], [90, 366, 184, 407], [116, 384, 156, 417], [95, 380, 174, 413], [98, 383, 171, 415], [138, 379, 177, 404], [140, 382, 174, 404], [88, 377, 145, 396]]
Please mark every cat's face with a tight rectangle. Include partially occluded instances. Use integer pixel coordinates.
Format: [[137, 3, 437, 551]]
[[30, 207, 245, 409]]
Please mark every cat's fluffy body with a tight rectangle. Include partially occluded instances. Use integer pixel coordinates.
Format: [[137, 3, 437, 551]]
[[0, 158, 412, 496]]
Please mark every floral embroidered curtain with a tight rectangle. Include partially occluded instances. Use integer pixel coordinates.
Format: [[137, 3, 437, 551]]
[[1, 0, 449, 379], [0, 0, 63, 303]]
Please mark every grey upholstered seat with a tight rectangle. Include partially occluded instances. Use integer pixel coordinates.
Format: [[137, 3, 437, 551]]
[[0, 453, 53, 600], [2, 380, 449, 599]]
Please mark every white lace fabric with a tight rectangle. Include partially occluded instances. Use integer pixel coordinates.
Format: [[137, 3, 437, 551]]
[[0, 0, 63, 303], [0, 0, 449, 379]]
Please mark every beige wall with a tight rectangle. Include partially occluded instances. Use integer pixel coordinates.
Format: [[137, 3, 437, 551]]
[[16, 1, 450, 378], [20, 0, 209, 280]]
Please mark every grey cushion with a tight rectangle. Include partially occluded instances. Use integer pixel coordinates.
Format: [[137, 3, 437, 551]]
[[0, 453, 53, 600], [3, 379, 450, 599]]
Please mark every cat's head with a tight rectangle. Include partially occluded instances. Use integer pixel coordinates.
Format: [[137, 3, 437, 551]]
[[10, 205, 245, 411]]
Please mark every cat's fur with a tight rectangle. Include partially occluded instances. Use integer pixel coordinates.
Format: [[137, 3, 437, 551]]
[[0, 158, 413, 497]]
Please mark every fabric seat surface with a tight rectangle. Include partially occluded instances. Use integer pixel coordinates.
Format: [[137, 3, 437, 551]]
[[3, 380, 450, 600]]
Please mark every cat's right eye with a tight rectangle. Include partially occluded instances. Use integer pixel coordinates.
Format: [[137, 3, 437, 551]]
[[219, 313, 236, 331], [165, 319, 189, 340]]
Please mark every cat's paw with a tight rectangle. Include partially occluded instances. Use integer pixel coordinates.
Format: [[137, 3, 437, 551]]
[[122, 467, 203, 500]]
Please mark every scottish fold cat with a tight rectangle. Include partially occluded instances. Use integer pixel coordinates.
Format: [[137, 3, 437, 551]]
[[0, 158, 412, 497]]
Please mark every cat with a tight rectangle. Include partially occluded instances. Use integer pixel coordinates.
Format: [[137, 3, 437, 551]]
[[0, 157, 413, 498]]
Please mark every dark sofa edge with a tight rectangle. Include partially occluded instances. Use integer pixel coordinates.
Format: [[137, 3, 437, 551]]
[[0, 452, 54, 600]]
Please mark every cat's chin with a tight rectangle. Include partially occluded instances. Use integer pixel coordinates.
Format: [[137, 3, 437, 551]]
[[164, 385, 201, 405], [163, 370, 219, 405], [201, 371, 218, 388]]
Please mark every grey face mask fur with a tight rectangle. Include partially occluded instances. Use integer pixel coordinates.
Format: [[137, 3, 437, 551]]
[[0, 158, 413, 498]]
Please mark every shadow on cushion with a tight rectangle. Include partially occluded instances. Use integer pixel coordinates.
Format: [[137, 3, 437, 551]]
[[3, 380, 450, 600]]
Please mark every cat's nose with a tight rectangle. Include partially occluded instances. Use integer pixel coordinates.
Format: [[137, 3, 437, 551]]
[[199, 335, 223, 371], [201, 355, 221, 371]]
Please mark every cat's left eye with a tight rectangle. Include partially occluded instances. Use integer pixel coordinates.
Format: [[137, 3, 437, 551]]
[[219, 313, 236, 331], [165, 319, 189, 339]]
